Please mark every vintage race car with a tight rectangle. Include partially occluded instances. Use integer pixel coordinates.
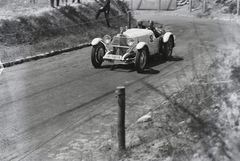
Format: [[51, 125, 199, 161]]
[[91, 24, 175, 73]]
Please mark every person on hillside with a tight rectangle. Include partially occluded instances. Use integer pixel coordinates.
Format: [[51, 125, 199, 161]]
[[56, 0, 60, 6], [95, 0, 111, 27], [50, 0, 60, 7], [72, 0, 80, 3], [50, 0, 54, 7]]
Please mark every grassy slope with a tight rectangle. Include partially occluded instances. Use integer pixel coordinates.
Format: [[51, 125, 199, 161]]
[[0, 0, 133, 63], [192, 0, 239, 18], [119, 1, 240, 160], [121, 50, 240, 161]]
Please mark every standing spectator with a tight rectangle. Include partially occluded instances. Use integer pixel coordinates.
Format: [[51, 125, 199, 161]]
[[95, 0, 111, 27], [50, 0, 59, 7], [56, 0, 60, 6], [72, 0, 80, 3]]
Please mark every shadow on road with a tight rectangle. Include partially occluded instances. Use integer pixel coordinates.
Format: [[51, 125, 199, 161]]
[[99, 55, 183, 74], [142, 55, 184, 74], [168, 56, 184, 62], [99, 64, 135, 73]]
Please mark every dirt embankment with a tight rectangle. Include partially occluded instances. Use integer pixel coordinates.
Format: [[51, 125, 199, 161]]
[[0, 0, 132, 63]]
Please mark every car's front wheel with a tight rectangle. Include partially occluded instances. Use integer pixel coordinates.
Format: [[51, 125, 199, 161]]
[[163, 37, 173, 60], [135, 47, 148, 73], [91, 43, 105, 68]]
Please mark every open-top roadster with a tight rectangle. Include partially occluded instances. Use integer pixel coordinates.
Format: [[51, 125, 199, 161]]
[[91, 22, 175, 73]]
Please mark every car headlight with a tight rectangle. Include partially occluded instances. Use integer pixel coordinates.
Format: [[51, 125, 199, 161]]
[[103, 35, 111, 44], [127, 38, 135, 46]]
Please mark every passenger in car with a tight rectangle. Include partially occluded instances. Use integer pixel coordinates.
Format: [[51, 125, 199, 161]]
[[136, 20, 146, 29]]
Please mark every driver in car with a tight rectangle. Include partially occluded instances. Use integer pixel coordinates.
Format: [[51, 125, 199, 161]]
[[147, 20, 161, 38]]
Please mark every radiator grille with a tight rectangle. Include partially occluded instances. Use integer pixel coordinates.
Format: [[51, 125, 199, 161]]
[[112, 35, 129, 55]]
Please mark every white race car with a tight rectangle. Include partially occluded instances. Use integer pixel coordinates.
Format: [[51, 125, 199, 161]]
[[91, 24, 175, 73]]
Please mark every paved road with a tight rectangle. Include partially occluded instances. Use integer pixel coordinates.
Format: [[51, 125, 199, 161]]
[[0, 14, 239, 160]]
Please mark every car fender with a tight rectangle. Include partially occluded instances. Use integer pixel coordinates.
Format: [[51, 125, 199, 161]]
[[91, 38, 103, 46], [163, 32, 174, 43], [136, 42, 147, 50]]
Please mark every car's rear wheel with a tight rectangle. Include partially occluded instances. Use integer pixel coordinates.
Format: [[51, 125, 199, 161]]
[[163, 37, 173, 60], [135, 47, 148, 73], [91, 43, 105, 68]]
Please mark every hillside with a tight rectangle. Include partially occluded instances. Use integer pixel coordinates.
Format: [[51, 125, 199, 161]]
[[0, 0, 132, 63], [191, 0, 240, 17]]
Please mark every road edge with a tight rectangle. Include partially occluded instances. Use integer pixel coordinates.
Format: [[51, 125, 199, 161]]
[[2, 43, 91, 68]]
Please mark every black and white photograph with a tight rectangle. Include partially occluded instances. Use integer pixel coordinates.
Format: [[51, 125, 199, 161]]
[[0, 0, 240, 160]]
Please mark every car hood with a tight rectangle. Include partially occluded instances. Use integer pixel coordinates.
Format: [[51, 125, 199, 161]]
[[111, 28, 152, 48], [123, 28, 152, 39]]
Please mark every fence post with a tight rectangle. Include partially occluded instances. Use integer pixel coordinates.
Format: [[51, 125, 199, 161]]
[[116, 86, 126, 151], [128, 11, 131, 29]]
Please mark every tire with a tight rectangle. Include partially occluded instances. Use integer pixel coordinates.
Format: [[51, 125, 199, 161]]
[[163, 37, 173, 60], [135, 47, 148, 73], [91, 43, 105, 68]]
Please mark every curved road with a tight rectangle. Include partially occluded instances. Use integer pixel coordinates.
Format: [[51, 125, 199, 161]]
[[0, 14, 239, 160]]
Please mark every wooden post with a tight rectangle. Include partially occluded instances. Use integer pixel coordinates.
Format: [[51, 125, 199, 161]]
[[128, 11, 131, 29], [116, 86, 126, 151]]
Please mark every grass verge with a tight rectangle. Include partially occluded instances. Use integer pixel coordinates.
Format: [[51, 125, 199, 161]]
[[107, 50, 240, 161]]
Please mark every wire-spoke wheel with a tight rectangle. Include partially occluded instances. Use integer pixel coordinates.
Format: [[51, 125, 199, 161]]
[[135, 47, 148, 73], [163, 37, 173, 60], [91, 43, 105, 68]]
